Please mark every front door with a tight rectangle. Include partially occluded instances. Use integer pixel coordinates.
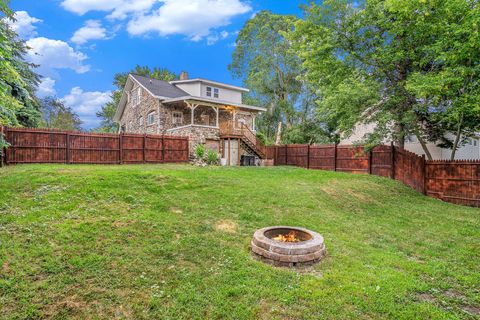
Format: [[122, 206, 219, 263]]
[[223, 139, 239, 166]]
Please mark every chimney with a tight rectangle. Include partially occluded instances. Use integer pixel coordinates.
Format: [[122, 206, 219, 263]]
[[180, 71, 189, 80]]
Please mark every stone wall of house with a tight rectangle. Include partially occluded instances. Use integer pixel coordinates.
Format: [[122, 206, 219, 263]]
[[167, 126, 220, 158], [119, 85, 161, 134]]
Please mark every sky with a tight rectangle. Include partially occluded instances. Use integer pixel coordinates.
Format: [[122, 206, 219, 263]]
[[8, 0, 306, 129]]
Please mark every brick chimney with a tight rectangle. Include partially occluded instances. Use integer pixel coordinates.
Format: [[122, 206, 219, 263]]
[[180, 71, 189, 80]]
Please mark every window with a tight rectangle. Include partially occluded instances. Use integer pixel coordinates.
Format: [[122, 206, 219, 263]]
[[147, 112, 155, 125], [206, 86, 220, 98], [172, 111, 183, 125], [131, 87, 141, 106], [139, 116, 143, 126], [474, 139, 478, 147]]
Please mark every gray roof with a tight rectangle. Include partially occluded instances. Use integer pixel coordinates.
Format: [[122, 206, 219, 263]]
[[131, 74, 188, 98]]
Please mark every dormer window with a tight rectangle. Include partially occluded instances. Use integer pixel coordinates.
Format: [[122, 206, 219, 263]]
[[206, 86, 219, 98]]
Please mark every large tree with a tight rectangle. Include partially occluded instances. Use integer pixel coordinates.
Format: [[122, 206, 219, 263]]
[[230, 11, 328, 144], [39, 97, 82, 131], [96, 65, 177, 133], [0, 2, 41, 128], [292, 0, 480, 159]]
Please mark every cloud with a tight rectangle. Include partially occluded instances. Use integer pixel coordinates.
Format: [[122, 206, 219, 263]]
[[37, 77, 57, 98], [126, 0, 251, 40], [61, 0, 156, 19], [62, 87, 112, 129], [206, 30, 230, 45], [25, 37, 90, 76], [8, 11, 42, 39], [71, 20, 108, 45]]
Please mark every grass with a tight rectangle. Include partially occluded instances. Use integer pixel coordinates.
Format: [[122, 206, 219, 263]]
[[0, 164, 479, 319]]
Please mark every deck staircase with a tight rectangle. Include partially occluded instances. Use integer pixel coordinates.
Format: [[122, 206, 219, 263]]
[[220, 122, 267, 159]]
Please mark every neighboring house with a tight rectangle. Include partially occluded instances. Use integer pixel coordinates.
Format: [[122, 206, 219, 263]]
[[340, 122, 480, 160], [113, 72, 267, 165]]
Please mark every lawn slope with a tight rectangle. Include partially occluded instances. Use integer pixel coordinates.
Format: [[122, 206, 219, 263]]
[[0, 165, 479, 319]]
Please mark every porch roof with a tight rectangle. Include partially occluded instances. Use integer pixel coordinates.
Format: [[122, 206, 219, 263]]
[[161, 96, 267, 112]]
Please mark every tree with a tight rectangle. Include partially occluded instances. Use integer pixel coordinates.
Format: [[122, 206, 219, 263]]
[[291, 0, 480, 159], [96, 65, 177, 132], [230, 11, 326, 144], [0, 2, 41, 128], [39, 97, 82, 131]]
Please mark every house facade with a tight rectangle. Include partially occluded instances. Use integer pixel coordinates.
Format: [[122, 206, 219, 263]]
[[341, 122, 480, 160], [113, 73, 267, 165]]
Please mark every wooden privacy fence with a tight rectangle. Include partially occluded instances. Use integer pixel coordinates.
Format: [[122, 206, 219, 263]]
[[268, 144, 479, 208], [0, 127, 189, 165]]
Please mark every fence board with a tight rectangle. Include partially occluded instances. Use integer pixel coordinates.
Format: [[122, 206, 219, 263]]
[[2, 127, 188, 165]]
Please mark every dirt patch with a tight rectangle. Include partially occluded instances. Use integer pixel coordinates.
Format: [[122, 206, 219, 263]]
[[2, 261, 9, 273], [461, 305, 480, 316], [417, 292, 436, 303], [215, 220, 238, 234], [444, 289, 467, 300]]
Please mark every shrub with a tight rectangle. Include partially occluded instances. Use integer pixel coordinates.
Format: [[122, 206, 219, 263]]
[[206, 149, 219, 165], [195, 144, 205, 159]]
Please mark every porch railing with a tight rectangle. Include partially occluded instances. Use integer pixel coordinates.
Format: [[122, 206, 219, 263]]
[[220, 121, 266, 158]]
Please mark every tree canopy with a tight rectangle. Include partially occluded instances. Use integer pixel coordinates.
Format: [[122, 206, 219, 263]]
[[291, 0, 480, 159], [39, 96, 82, 131]]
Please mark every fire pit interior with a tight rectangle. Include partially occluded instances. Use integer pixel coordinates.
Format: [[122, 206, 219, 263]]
[[251, 226, 326, 267], [265, 228, 312, 243]]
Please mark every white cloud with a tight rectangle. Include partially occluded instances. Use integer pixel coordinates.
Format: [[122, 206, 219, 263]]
[[37, 77, 57, 98], [25, 37, 90, 76], [61, 0, 156, 19], [126, 0, 251, 40], [206, 30, 230, 45], [71, 20, 108, 45], [8, 11, 42, 39], [62, 87, 112, 129]]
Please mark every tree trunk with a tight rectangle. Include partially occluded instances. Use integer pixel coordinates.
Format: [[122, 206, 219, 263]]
[[450, 112, 464, 161], [394, 123, 405, 149], [415, 131, 433, 161], [275, 122, 282, 145]]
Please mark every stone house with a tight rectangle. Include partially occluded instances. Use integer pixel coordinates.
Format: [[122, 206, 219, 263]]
[[113, 72, 267, 165]]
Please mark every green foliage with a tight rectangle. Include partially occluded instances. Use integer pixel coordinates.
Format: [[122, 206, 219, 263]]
[[206, 149, 218, 165], [96, 65, 177, 132], [291, 0, 480, 158], [195, 143, 205, 159], [39, 96, 82, 131], [230, 11, 332, 144], [0, 4, 41, 127]]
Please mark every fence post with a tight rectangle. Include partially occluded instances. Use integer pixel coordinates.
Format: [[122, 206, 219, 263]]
[[66, 132, 70, 164], [285, 144, 288, 165], [119, 133, 123, 164], [143, 134, 146, 163], [422, 154, 427, 195], [161, 136, 165, 163], [0, 126, 4, 167], [2, 126, 8, 166], [307, 144, 310, 169], [368, 148, 373, 174], [391, 142, 395, 179], [334, 143, 337, 171]]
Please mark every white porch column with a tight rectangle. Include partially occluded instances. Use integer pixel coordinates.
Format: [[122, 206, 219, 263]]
[[214, 106, 219, 127], [185, 101, 198, 125]]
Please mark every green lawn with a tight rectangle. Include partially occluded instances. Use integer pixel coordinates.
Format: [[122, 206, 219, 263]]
[[0, 165, 478, 319]]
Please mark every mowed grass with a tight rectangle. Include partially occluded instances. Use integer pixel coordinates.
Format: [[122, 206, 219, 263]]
[[0, 164, 479, 320]]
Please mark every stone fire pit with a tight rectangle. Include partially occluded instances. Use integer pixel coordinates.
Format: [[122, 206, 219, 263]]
[[251, 226, 326, 267]]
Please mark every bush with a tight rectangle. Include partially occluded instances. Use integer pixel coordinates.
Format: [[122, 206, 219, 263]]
[[206, 149, 219, 165], [195, 144, 205, 159]]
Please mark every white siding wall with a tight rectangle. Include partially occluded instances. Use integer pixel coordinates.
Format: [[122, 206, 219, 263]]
[[340, 122, 480, 160], [199, 83, 242, 104], [174, 82, 201, 96]]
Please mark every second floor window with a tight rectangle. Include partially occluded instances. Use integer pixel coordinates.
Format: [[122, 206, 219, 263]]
[[206, 86, 220, 98], [131, 87, 141, 106], [147, 112, 155, 125], [139, 116, 143, 126]]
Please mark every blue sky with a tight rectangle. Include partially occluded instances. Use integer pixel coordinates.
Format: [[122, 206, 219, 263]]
[[8, 0, 306, 129]]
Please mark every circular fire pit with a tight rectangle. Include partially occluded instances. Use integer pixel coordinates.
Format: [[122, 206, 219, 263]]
[[251, 226, 326, 267]]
